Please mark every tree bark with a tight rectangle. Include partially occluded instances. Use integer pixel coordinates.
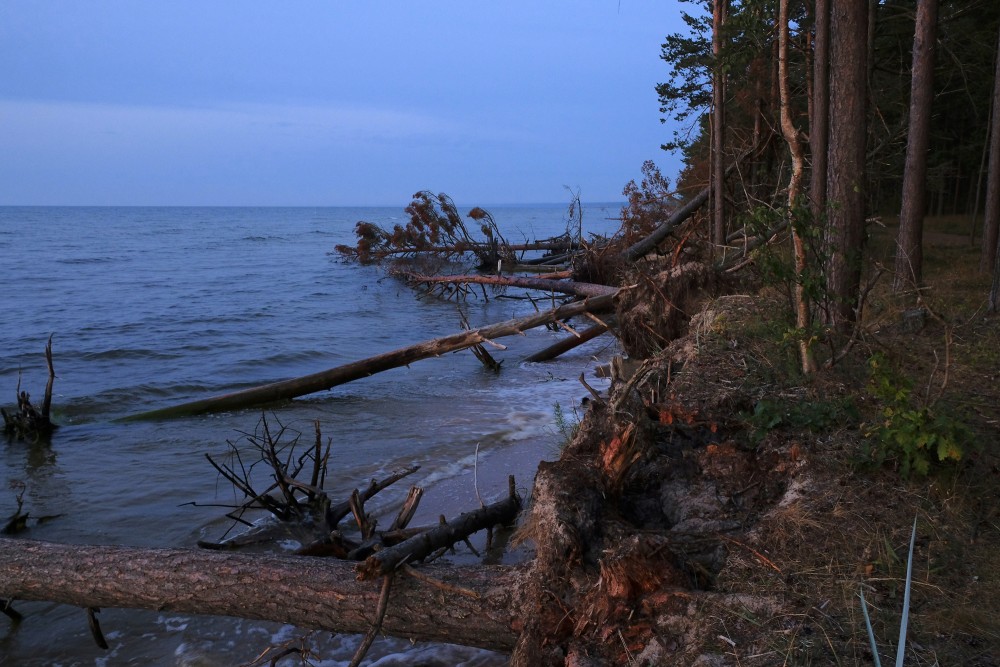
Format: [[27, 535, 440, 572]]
[[712, 0, 728, 248], [779, 0, 816, 374], [894, 0, 939, 293], [0, 537, 521, 652], [128, 293, 617, 420], [810, 0, 830, 221], [825, 0, 869, 329], [982, 28, 1000, 275]]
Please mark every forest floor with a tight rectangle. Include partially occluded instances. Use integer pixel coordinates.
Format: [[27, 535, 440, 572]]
[[523, 217, 1000, 665]]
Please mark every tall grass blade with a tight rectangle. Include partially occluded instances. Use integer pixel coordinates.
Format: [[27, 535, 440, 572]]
[[895, 515, 918, 666], [859, 587, 883, 667]]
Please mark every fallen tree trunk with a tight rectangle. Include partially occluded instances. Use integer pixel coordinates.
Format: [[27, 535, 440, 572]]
[[620, 145, 760, 262], [357, 487, 521, 580], [360, 240, 577, 258], [620, 183, 711, 262], [0, 537, 521, 652], [128, 293, 617, 420], [523, 320, 612, 363], [399, 272, 619, 298]]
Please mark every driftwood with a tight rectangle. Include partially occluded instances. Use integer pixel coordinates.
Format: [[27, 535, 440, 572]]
[[129, 293, 616, 420], [0, 537, 522, 652], [2, 335, 57, 440]]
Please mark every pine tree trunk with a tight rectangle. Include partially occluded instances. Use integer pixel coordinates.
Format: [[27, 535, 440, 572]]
[[894, 0, 939, 293], [712, 0, 728, 248], [982, 29, 1000, 275], [129, 293, 616, 420], [825, 0, 869, 329], [810, 0, 830, 221]]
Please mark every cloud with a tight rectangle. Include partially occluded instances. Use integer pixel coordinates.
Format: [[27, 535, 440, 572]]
[[0, 99, 465, 153], [0, 98, 547, 204]]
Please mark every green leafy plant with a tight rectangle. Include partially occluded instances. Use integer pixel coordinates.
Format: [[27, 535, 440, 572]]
[[744, 395, 858, 444], [863, 353, 970, 477], [739, 202, 836, 369]]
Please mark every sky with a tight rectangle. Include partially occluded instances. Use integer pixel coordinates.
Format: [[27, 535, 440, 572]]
[[0, 2, 691, 207]]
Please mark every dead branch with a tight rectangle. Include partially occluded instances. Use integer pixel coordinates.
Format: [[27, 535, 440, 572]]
[[41, 335, 55, 422], [2, 337, 58, 441], [356, 481, 521, 581], [326, 465, 421, 528]]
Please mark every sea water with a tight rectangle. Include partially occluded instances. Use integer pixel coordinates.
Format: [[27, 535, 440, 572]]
[[0, 205, 620, 665]]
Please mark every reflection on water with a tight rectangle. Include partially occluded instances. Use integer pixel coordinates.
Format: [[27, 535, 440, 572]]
[[0, 205, 619, 664]]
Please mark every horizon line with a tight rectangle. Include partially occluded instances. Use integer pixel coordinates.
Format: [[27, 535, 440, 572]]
[[0, 201, 628, 209]]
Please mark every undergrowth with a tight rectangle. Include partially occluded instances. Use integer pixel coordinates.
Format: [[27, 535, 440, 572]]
[[553, 401, 580, 447], [861, 352, 973, 477]]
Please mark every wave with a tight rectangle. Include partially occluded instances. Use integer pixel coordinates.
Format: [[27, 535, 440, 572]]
[[240, 235, 288, 242], [80, 348, 182, 361], [55, 256, 124, 265]]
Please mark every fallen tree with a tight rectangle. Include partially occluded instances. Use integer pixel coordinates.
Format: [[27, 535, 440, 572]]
[[129, 293, 616, 420], [132, 171, 742, 423], [523, 319, 613, 363], [0, 537, 523, 652], [398, 271, 619, 299]]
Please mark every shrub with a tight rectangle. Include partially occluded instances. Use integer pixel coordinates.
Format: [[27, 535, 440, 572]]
[[862, 353, 970, 477]]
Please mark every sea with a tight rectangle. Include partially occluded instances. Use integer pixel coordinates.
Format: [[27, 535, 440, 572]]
[[0, 204, 622, 666]]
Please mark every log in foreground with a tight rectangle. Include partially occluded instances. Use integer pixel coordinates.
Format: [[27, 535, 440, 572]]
[[128, 293, 616, 420], [0, 537, 521, 652]]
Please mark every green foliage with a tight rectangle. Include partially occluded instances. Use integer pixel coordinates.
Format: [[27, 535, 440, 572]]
[[743, 202, 829, 301], [739, 202, 832, 357], [745, 395, 859, 444], [656, 1, 712, 151], [553, 402, 580, 447], [863, 353, 971, 477]]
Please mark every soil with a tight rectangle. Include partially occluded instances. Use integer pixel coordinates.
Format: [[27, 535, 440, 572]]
[[513, 226, 1000, 665]]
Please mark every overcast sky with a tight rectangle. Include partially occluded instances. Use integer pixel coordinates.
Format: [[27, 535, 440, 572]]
[[0, 2, 689, 206]]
